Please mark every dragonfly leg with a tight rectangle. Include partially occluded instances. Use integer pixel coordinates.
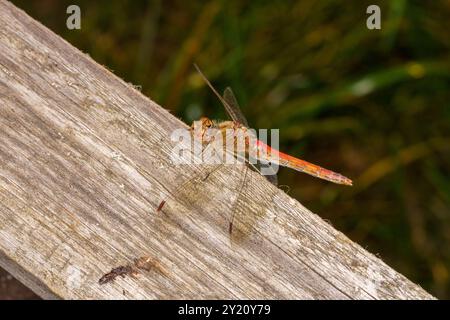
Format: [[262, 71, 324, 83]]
[[228, 164, 249, 236]]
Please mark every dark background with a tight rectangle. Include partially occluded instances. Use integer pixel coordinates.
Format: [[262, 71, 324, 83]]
[[2, 0, 449, 299]]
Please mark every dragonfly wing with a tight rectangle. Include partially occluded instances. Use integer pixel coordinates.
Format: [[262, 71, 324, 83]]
[[157, 133, 229, 213], [158, 128, 240, 213], [157, 163, 224, 213], [222, 87, 277, 184], [228, 163, 249, 235], [223, 87, 249, 127], [194, 64, 248, 125]]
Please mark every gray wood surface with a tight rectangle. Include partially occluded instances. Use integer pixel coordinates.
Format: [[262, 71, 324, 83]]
[[0, 0, 434, 299]]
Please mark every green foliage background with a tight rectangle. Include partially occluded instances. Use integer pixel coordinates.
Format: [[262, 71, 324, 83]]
[[12, 0, 450, 298]]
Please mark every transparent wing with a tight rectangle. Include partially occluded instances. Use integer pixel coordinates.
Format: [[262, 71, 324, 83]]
[[194, 64, 247, 125], [222, 87, 277, 186], [228, 162, 249, 235], [157, 129, 240, 215], [223, 87, 249, 127], [157, 134, 227, 213], [157, 162, 224, 213]]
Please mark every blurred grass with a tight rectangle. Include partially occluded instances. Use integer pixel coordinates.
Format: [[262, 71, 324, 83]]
[[11, 0, 450, 298]]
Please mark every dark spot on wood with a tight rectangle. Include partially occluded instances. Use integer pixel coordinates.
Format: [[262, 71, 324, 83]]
[[157, 200, 166, 212], [98, 265, 134, 285]]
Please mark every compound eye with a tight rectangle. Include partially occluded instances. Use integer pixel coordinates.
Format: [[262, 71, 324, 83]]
[[201, 117, 212, 128]]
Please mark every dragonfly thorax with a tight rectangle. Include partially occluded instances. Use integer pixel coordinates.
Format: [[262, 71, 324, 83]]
[[190, 117, 256, 156]]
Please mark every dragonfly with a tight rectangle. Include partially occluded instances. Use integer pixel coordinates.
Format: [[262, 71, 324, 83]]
[[157, 64, 352, 234]]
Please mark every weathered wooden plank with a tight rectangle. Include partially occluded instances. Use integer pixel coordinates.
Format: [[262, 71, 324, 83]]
[[0, 0, 434, 299]]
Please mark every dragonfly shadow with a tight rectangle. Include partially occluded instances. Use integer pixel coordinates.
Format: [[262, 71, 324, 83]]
[[227, 168, 279, 246], [157, 162, 278, 245]]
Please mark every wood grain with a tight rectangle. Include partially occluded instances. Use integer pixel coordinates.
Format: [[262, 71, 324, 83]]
[[0, 0, 434, 299]]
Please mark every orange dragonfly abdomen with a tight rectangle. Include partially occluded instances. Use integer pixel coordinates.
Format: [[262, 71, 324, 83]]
[[255, 140, 353, 186]]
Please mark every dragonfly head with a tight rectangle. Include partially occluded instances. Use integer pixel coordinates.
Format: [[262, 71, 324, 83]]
[[190, 117, 215, 144], [200, 117, 214, 129]]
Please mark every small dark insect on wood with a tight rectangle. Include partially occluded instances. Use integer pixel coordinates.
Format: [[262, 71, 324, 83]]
[[98, 265, 135, 285], [99, 256, 166, 285], [156, 200, 166, 212]]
